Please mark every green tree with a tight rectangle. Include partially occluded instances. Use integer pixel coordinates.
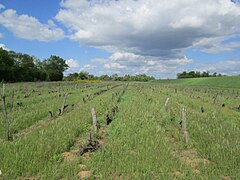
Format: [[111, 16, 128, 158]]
[[0, 48, 15, 82], [17, 53, 36, 81], [78, 71, 90, 80], [43, 56, 68, 81]]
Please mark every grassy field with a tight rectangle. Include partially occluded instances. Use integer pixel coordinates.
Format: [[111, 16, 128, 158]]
[[156, 76, 240, 89], [0, 80, 239, 179]]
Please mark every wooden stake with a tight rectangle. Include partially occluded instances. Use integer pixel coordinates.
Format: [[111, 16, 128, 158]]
[[10, 89, 14, 123], [60, 93, 68, 115], [1, 84, 10, 140], [164, 98, 169, 111], [90, 98, 97, 134], [182, 106, 188, 144]]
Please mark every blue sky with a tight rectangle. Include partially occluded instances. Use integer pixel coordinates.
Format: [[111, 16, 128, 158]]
[[0, 0, 240, 78]]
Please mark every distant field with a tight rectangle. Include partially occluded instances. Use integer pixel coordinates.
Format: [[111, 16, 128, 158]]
[[155, 76, 240, 89]]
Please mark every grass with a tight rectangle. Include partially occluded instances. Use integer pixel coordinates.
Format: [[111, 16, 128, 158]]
[[0, 82, 124, 178], [0, 80, 239, 179], [89, 84, 194, 179], [155, 76, 240, 89]]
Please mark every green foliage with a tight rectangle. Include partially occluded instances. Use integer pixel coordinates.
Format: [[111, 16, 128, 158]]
[[0, 48, 68, 82], [177, 71, 223, 79], [65, 72, 155, 82], [0, 49, 15, 81]]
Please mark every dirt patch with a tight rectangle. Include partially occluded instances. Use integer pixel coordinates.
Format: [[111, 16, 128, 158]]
[[172, 171, 183, 179], [62, 151, 77, 162], [98, 139, 105, 146], [79, 164, 87, 170], [193, 169, 201, 175], [82, 152, 91, 161], [111, 173, 126, 180], [179, 156, 210, 168], [180, 149, 197, 157], [78, 171, 92, 179], [164, 124, 210, 175], [223, 176, 231, 180]]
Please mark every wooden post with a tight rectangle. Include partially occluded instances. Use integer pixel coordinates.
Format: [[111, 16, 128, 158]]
[[164, 98, 169, 111], [90, 98, 97, 134], [10, 89, 14, 123], [60, 93, 68, 115], [182, 106, 188, 144], [1, 84, 10, 140], [87, 132, 92, 142]]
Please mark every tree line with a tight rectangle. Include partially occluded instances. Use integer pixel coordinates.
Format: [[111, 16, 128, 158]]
[[0, 48, 68, 82], [177, 71, 224, 79], [65, 72, 155, 82], [0, 48, 155, 83]]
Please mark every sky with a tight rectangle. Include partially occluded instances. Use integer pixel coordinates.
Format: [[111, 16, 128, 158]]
[[0, 0, 240, 79]]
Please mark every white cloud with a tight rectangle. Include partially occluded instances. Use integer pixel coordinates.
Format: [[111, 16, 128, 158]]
[[70, 29, 92, 40], [0, 32, 3, 38], [170, 16, 204, 28], [83, 51, 192, 78], [0, 9, 64, 41], [56, 0, 240, 60], [65, 58, 81, 74], [177, 59, 240, 76], [207, 60, 240, 75], [80, 64, 96, 71], [104, 62, 126, 69], [0, 43, 10, 51], [60, 0, 88, 9], [56, 0, 240, 78], [66, 58, 80, 68], [0, 4, 5, 10], [193, 36, 240, 53]]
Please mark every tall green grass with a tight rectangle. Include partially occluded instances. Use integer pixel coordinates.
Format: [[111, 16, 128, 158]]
[[0, 82, 124, 178], [89, 85, 194, 179], [0, 82, 239, 179]]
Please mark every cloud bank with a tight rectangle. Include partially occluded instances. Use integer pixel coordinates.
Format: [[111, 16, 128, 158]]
[[0, 8, 64, 41], [56, 0, 240, 60]]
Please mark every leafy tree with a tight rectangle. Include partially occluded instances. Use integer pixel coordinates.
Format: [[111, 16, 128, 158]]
[[177, 71, 223, 79], [78, 71, 90, 80], [16, 53, 36, 81], [0, 49, 68, 82], [0, 48, 15, 82], [43, 56, 68, 81]]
